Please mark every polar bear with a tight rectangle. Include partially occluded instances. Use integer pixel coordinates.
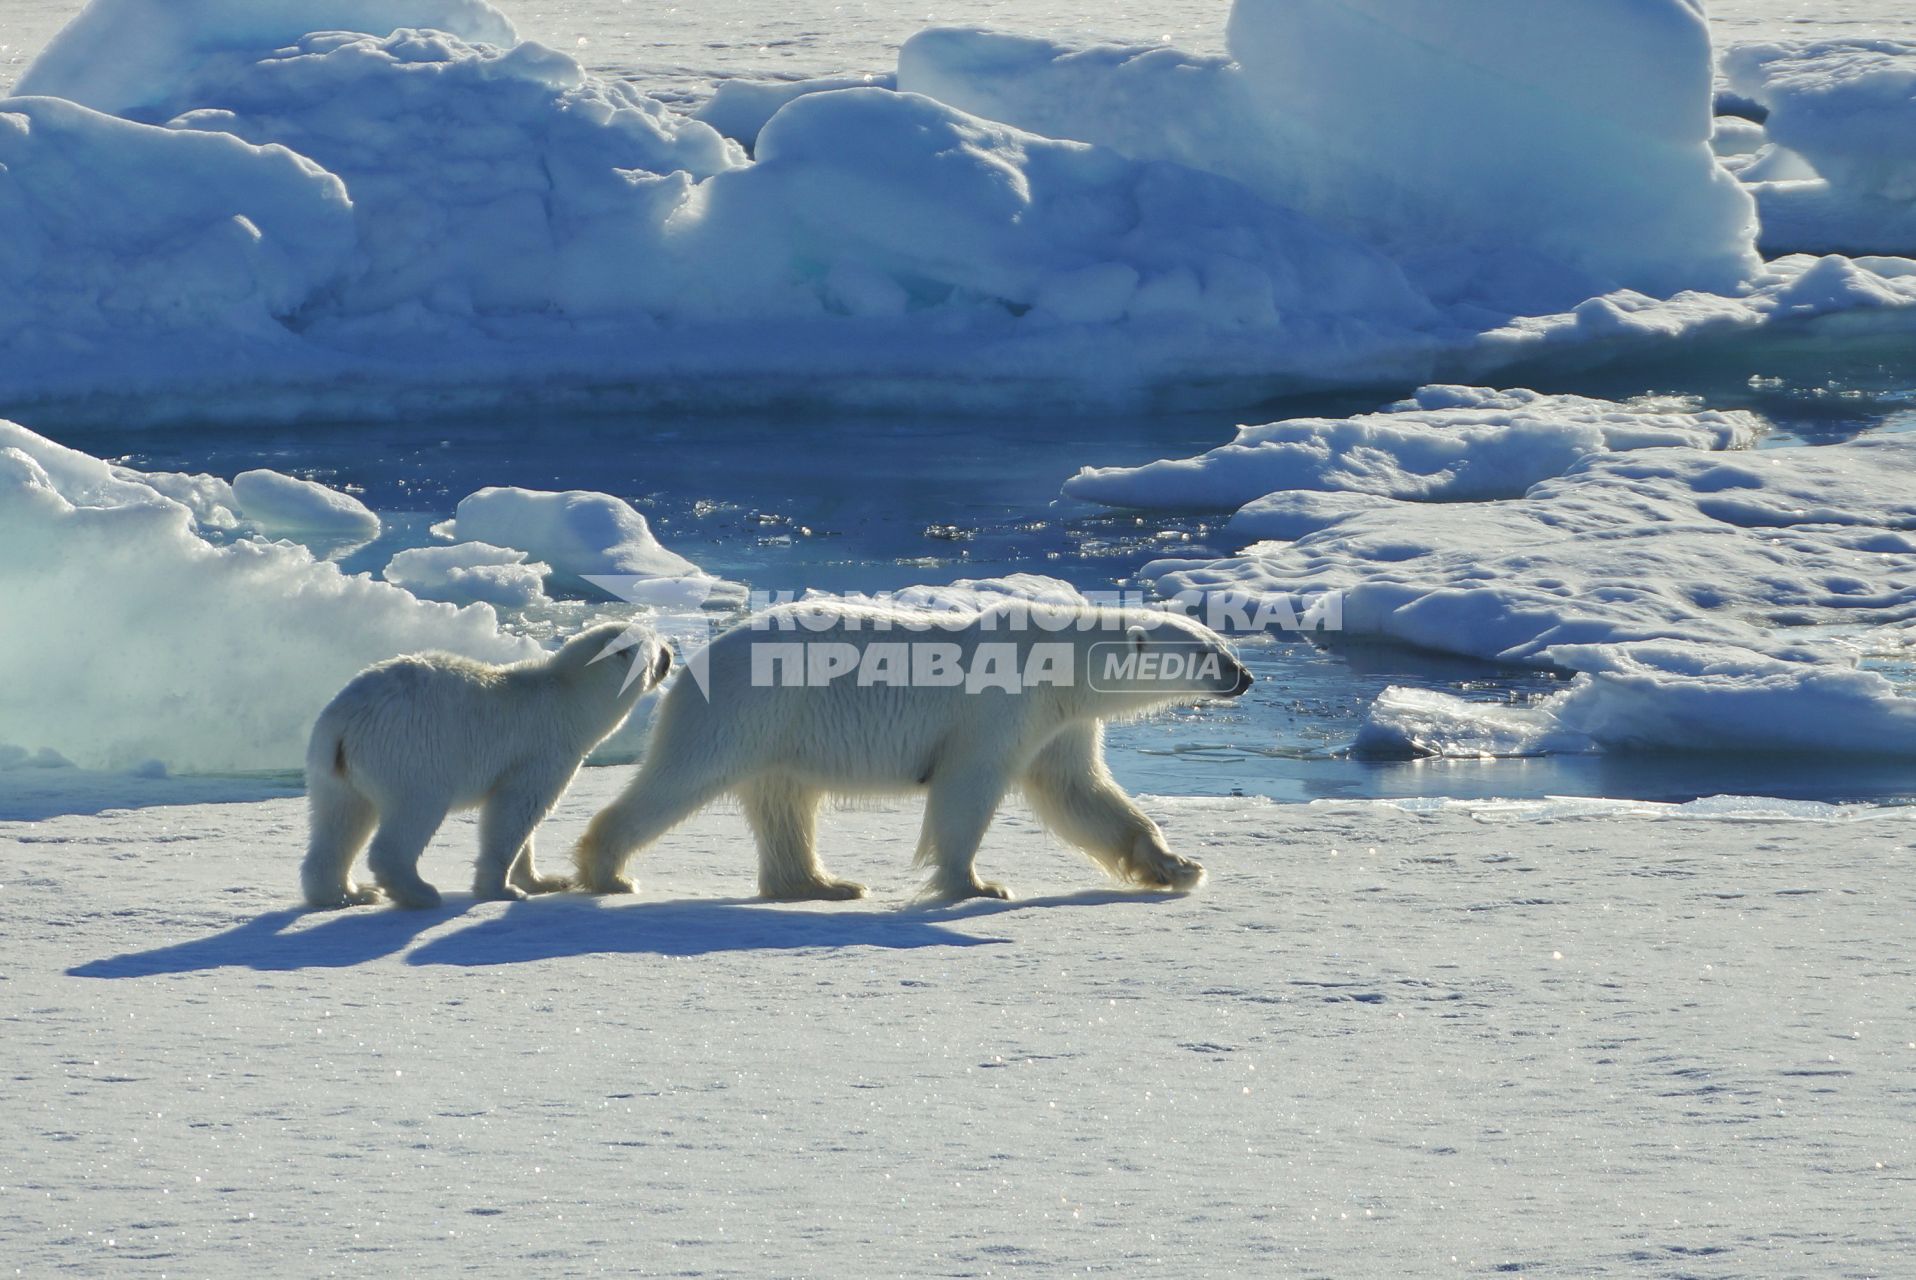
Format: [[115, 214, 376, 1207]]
[[301, 621, 671, 910], [574, 600, 1253, 901]]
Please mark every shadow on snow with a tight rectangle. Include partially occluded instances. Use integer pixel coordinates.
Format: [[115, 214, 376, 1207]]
[[67, 886, 1185, 977]]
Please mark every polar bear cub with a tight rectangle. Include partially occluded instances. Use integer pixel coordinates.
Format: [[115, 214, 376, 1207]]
[[574, 600, 1253, 901], [302, 621, 670, 909]]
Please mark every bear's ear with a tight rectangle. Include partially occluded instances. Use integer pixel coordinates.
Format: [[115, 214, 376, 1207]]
[[651, 643, 673, 685], [1127, 624, 1149, 652]]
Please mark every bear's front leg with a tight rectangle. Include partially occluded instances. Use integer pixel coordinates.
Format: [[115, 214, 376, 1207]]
[[915, 760, 1015, 901], [475, 781, 563, 902], [1020, 723, 1205, 892]]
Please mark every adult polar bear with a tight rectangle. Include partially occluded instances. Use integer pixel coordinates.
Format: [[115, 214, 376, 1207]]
[[574, 600, 1254, 901]]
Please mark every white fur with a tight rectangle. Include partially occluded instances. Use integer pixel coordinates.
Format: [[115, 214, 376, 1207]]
[[302, 622, 669, 909], [575, 601, 1252, 901]]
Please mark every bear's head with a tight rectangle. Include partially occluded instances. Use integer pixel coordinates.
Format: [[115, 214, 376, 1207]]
[[550, 620, 674, 734], [1075, 608, 1253, 714]]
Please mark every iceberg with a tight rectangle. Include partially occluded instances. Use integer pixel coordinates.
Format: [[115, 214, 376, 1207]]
[[0, 94, 354, 403], [902, 0, 1760, 314], [13, 0, 519, 119], [0, 0, 1912, 420], [0, 419, 534, 773], [1721, 40, 1916, 255]]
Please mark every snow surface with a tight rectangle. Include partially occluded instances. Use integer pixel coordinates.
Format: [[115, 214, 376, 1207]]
[[437, 488, 700, 588], [6, 0, 1916, 419], [0, 419, 534, 773], [1065, 386, 1761, 513], [1144, 433, 1916, 759], [4, 776, 1913, 1275]]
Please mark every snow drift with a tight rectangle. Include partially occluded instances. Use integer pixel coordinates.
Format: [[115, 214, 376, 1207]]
[[0, 419, 535, 773]]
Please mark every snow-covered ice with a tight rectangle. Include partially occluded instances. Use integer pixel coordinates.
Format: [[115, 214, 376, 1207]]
[[1722, 38, 1916, 255], [229, 467, 380, 541], [0, 420, 533, 773], [1357, 641, 1916, 759], [1065, 386, 1762, 512], [382, 541, 552, 609], [1145, 432, 1916, 758], [904, 1, 1760, 314], [692, 70, 896, 151], [436, 487, 700, 588], [4, 775, 1912, 1275]]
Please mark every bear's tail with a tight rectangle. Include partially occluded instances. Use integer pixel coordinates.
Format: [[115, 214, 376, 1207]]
[[300, 714, 376, 909]]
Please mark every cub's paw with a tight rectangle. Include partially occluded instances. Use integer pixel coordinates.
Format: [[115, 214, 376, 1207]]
[[579, 874, 638, 896], [380, 881, 444, 911], [306, 882, 384, 911], [763, 878, 869, 903], [924, 877, 1013, 903]]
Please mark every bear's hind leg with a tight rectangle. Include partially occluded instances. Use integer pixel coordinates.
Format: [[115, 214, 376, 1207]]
[[574, 759, 729, 895], [1021, 724, 1204, 892], [915, 759, 1015, 901], [365, 802, 451, 909], [302, 775, 381, 909], [474, 779, 564, 901], [741, 777, 866, 901]]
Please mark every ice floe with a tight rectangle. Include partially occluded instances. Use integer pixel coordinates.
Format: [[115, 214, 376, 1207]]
[[230, 468, 380, 542], [436, 487, 700, 589], [1139, 428, 1916, 758], [382, 541, 552, 609], [1065, 386, 1761, 512]]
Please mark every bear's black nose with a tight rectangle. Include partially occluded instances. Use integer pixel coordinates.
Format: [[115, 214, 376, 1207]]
[[1228, 660, 1254, 697]]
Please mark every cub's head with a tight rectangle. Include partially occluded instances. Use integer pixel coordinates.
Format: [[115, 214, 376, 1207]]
[[1083, 609, 1253, 711], [551, 620, 673, 713]]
